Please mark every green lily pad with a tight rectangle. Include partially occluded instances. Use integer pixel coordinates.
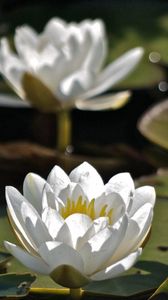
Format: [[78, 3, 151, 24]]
[[138, 99, 168, 150], [0, 250, 12, 272], [84, 261, 168, 298], [0, 273, 36, 297], [148, 278, 168, 299]]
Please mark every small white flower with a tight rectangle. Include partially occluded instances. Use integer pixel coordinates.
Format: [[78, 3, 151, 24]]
[[4, 162, 155, 288], [0, 18, 143, 111]]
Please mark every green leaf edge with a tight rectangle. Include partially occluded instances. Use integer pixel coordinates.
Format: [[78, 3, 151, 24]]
[[0, 273, 36, 298]]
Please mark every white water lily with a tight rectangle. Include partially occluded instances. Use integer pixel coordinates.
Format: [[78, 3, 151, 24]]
[[4, 162, 155, 289], [0, 18, 143, 111]]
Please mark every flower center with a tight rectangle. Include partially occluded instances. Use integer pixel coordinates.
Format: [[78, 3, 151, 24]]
[[61, 196, 113, 224]]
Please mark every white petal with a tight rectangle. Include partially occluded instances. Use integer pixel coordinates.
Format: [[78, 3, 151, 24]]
[[6, 186, 36, 250], [23, 173, 46, 214], [79, 215, 128, 275], [111, 203, 153, 263], [42, 207, 64, 239], [58, 69, 95, 100], [105, 172, 134, 208], [95, 191, 126, 224], [0, 38, 26, 98], [36, 49, 71, 96], [0, 93, 29, 108], [69, 162, 104, 199], [42, 183, 63, 211], [39, 241, 84, 273], [130, 202, 153, 249], [55, 222, 73, 247], [80, 47, 144, 99], [20, 201, 52, 248], [4, 241, 50, 274], [47, 165, 70, 195], [15, 46, 56, 72], [63, 213, 92, 249], [107, 219, 140, 264], [81, 20, 107, 73], [77, 217, 109, 250], [14, 25, 38, 55], [59, 182, 87, 205], [128, 186, 156, 217], [43, 17, 67, 47], [91, 248, 142, 281], [76, 91, 130, 111]]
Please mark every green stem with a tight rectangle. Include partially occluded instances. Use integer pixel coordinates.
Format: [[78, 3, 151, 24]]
[[70, 288, 83, 299], [57, 109, 72, 153]]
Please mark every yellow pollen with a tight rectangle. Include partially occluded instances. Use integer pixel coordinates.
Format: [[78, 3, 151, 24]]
[[99, 204, 108, 217], [60, 196, 113, 223], [87, 199, 95, 220]]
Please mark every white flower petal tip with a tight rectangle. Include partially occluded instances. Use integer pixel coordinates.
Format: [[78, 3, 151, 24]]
[[4, 162, 155, 288], [50, 265, 90, 288], [126, 47, 144, 60], [75, 90, 131, 111], [90, 248, 142, 281], [4, 241, 50, 275], [0, 17, 143, 111]]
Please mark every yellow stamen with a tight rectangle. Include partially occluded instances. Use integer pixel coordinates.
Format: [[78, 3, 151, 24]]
[[99, 204, 108, 217], [87, 199, 95, 220], [71, 201, 75, 213], [107, 208, 113, 224], [75, 196, 83, 211], [81, 200, 87, 214], [60, 196, 113, 224]]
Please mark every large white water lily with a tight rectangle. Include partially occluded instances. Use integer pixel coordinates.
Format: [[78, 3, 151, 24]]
[[4, 162, 155, 289], [0, 18, 143, 112]]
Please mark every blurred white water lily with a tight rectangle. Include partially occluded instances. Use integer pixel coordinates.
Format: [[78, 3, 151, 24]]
[[0, 18, 144, 112], [5, 162, 155, 289]]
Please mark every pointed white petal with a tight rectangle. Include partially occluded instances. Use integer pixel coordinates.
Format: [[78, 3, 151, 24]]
[[47, 165, 70, 195], [105, 172, 134, 208], [128, 186, 156, 217], [80, 47, 144, 99], [111, 203, 153, 263], [77, 217, 109, 250], [39, 241, 84, 273], [42, 183, 63, 211], [42, 207, 64, 239], [76, 91, 130, 111], [6, 186, 37, 250], [130, 202, 153, 249], [58, 69, 95, 100], [7, 208, 37, 255], [23, 172, 46, 214], [63, 213, 92, 249], [14, 25, 38, 55], [69, 162, 104, 199], [4, 241, 50, 274], [59, 182, 87, 205], [95, 191, 126, 224], [0, 38, 26, 98], [81, 20, 107, 73], [20, 201, 52, 248], [91, 248, 142, 280], [107, 219, 140, 263], [0, 94, 29, 108], [43, 17, 67, 47], [79, 215, 128, 275], [55, 222, 73, 247]]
